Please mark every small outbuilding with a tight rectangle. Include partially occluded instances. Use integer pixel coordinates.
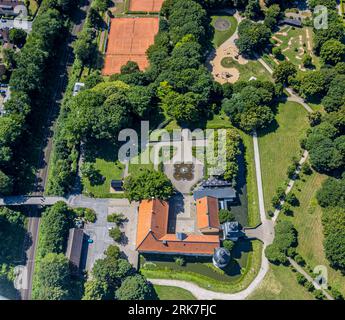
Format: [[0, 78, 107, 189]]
[[279, 18, 302, 28], [222, 221, 243, 242], [110, 180, 124, 192], [65, 228, 84, 272]]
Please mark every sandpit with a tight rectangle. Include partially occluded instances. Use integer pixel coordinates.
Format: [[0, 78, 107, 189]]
[[214, 18, 231, 31]]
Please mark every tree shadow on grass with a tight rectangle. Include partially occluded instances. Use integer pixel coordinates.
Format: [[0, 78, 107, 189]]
[[257, 118, 279, 137], [84, 139, 121, 163]]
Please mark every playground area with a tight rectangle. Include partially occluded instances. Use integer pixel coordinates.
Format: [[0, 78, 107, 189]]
[[102, 17, 159, 75], [129, 0, 164, 12]]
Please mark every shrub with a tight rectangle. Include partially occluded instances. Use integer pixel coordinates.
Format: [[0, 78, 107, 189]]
[[107, 213, 126, 225], [301, 162, 312, 175], [330, 287, 344, 300], [287, 247, 297, 258], [109, 227, 122, 242], [287, 164, 297, 179], [218, 209, 235, 224], [271, 195, 281, 208], [285, 193, 299, 206], [84, 208, 97, 223], [104, 245, 121, 260], [267, 210, 275, 218], [174, 257, 185, 266], [296, 273, 307, 285], [272, 47, 283, 59], [281, 203, 293, 216], [275, 186, 286, 199], [294, 254, 306, 267], [314, 289, 325, 300], [304, 281, 315, 292], [223, 240, 235, 252]]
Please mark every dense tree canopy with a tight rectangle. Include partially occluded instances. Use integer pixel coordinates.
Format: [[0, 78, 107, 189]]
[[322, 206, 345, 271], [222, 81, 277, 132], [266, 221, 298, 265], [0, 207, 25, 265], [124, 169, 174, 202], [320, 39, 345, 66], [236, 19, 271, 56], [33, 253, 71, 300], [317, 176, 345, 208], [115, 274, 155, 300], [38, 201, 75, 258], [273, 61, 297, 85], [304, 112, 344, 173]]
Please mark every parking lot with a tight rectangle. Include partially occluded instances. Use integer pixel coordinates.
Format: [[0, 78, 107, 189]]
[[80, 198, 139, 270]]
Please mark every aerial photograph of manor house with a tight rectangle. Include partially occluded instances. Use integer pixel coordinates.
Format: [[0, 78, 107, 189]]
[[0, 0, 344, 304]]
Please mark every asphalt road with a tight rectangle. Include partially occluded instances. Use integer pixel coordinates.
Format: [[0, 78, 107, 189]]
[[20, 213, 40, 300], [0, 19, 33, 31], [19, 1, 92, 300]]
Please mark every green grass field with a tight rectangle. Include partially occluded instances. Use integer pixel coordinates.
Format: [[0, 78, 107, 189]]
[[154, 285, 196, 300], [29, 0, 39, 16], [240, 132, 260, 227], [82, 140, 125, 198], [221, 57, 273, 82], [279, 171, 345, 296], [247, 264, 315, 300], [258, 101, 309, 212], [128, 147, 155, 175], [211, 15, 238, 48]]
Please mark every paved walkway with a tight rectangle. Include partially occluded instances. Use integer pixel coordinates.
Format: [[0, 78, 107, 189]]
[[256, 57, 313, 113], [272, 150, 309, 222], [288, 258, 334, 300]]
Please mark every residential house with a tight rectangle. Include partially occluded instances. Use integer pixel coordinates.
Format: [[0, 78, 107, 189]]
[[0, 1, 24, 16]]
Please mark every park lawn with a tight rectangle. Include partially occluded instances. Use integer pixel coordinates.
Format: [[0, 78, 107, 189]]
[[221, 57, 273, 82], [154, 285, 196, 300], [211, 15, 238, 48], [141, 241, 262, 294], [82, 140, 125, 198], [128, 146, 155, 175], [206, 113, 233, 130], [278, 171, 345, 296], [29, 0, 39, 16], [258, 101, 309, 212], [247, 264, 315, 300], [240, 132, 260, 227]]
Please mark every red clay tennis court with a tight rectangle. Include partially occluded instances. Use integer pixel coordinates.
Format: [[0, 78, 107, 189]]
[[129, 0, 164, 12], [102, 17, 159, 75]]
